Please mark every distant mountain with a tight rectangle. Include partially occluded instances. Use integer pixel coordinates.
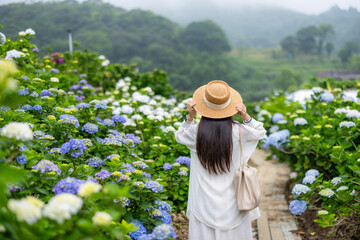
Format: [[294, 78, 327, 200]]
[[152, 5, 360, 49]]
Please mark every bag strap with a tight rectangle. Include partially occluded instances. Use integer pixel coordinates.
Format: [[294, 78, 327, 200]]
[[238, 124, 244, 167]]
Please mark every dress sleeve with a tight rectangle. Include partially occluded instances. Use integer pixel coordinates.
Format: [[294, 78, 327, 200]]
[[175, 121, 197, 152], [239, 118, 267, 163]]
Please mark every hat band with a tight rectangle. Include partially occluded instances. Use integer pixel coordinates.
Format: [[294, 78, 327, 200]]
[[204, 95, 231, 110]]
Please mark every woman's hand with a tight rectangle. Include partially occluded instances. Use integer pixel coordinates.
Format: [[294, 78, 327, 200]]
[[236, 103, 251, 121], [187, 100, 197, 121]]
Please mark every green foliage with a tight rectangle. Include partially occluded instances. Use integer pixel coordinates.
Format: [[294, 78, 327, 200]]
[[350, 54, 360, 70], [338, 41, 360, 63]]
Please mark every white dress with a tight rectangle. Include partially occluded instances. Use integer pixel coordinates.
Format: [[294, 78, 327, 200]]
[[175, 118, 267, 240]]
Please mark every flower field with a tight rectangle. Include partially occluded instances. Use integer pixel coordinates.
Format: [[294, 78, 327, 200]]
[[257, 83, 360, 238], [0, 28, 193, 240]]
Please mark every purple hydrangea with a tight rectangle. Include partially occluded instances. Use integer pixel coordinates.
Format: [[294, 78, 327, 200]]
[[50, 68, 59, 74], [82, 123, 99, 134], [52, 177, 84, 195], [76, 103, 90, 109], [95, 170, 111, 180], [59, 114, 79, 128], [289, 200, 307, 215], [60, 139, 87, 158], [18, 88, 29, 96], [112, 115, 126, 124], [22, 76, 29, 81], [163, 163, 173, 170], [145, 180, 163, 193], [40, 89, 53, 97], [175, 156, 191, 166], [124, 134, 140, 146], [16, 154, 27, 165], [95, 117, 104, 125], [33, 105, 42, 113], [129, 220, 147, 240], [87, 157, 104, 167], [142, 172, 151, 179], [32, 160, 61, 175], [120, 163, 136, 173], [272, 113, 284, 123], [79, 79, 88, 85], [30, 92, 39, 97], [103, 119, 115, 127], [87, 176, 99, 183], [69, 84, 81, 91]]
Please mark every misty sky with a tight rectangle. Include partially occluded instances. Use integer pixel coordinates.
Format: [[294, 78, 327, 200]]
[[0, 0, 359, 14]]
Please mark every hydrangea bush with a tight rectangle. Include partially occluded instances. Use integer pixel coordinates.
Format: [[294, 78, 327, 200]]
[[0, 27, 192, 239], [256, 81, 360, 236]]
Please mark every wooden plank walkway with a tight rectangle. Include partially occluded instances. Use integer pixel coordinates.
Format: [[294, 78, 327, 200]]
[[250, 149, 301, 240]]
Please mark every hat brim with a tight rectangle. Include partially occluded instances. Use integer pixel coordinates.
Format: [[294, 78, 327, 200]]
[[193, 85, 243, 119]]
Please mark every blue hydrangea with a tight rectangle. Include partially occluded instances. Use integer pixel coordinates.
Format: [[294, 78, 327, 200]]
[[82, 123, 99, 134], [95, 117, 104, 125], [145, 180, 164, 193], [151, 224, 176, 240], [179, 167, 188, 176], [138, 234, 153, 240], [16, 154, 27, 165], [120, 163, 136, 173], [18, 88, 29, 96], [60, 139, 87, 158], [291, 184, 311, 195], [79, 79, 88, 85], [0, 106, 10, 112], [272, 113, 284, 123], [305, 169, 320, 178], [103, 119, 115, 127], [156, 200, 172, 212], [52, 177, 84, 195], [87, 157, 104, 167], [33, 105, 42, 113], [59, 114, 80, 128], [40, 89, 53, 97], [163, 163, 173, 170], [95, 170, 111, 180], [22, 104, 33, 111], [269, 125, 279, 133], [289, 200, 307, 215], [95, 101, 107, 109], [156, 210, 172, 224], [87, 176, 99, 183], [267, 129, 290, 150], [32, 160, 61, 175], [175, 156, 191, 166], [129, 220, 147, 239], [112, 115, 126, 123], [124, 134, 140, 146], [302, 175, 316, 184], [319, 92, 334, 103], [133, 161, 149, 169], [143, 172, 151, 179], [76, 103, 90, 109], [30, 92, 39, 97]]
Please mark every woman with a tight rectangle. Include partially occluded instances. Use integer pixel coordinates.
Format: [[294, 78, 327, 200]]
[[175, 80, 266, 240]]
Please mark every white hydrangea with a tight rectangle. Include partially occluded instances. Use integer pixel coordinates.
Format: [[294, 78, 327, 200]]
[[0, 32, 6, 45], [50, 77, 59, 83], [98, 55, 106, 60], [78, 182, 102, 197], [319, 188, 335, 198], [350, 190, 356, 196], [121, 105, 134, 114], [331, 177, 342, 185], [293, 117, 308, 126], [339, 121, 355, 129], [162, 98, 176, 106], [25, 28, 35, 36], [101, 59, 110, 66], [7, 196, 44, 225], [257, 109, 271, 119], [143, 87, 153, 93], [312, 87, 323, 93], [132, 92, 150, 103], [5, 49, 26, 60], [334, 108, 348, 115], [346, 109, 360, 119], [92, 211, 112, 226], [1, 122, 33, 141], [165, 126, 176, 133], [336, 186, 348, 192], [149, 99, 158, 105], [43, 193, 83, 224], [124, 76, 131, 82], [18, 31, 26, 36], [116, 79, 126, 89], [317, 210, 329, 215], [131, 114, 142, 120]]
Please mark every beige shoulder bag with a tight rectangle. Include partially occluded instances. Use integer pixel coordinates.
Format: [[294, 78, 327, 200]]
[[233, 124, 261, 211]]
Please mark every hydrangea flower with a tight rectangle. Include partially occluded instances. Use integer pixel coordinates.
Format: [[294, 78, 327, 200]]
[[92, 211, 112, 226], [319, 92, 334, 103], [175, 156, 191, 166], [0, 32, 6, 45], [7, 196, 44, 225], [143, 172, 151, 179], [336, 186, 348, 192], [302, 175, 316, 184], [87, 156, 104, 167], [124, 134, 140, 146], [305, 169, 319, 177], [133, 161, 148, 169], [118, 196, 130, 207], [16, 153, 27, 165], [133, 181, 146, 189], [120, 163, 136, 173], [33, 105, 42, 113], [289, 200, 307, 215], [32, 160, 61, 175], [82, 123, 99, 134], [145, 180, 164, 193], [151, 224, 177, 239], [103, 119, 115, 127], [156, 200, 172, 212], [40, 89, 53, 97], [112, 115, 126, 123], [60, 139, 87, 158], [339, 121, 355, 129], [163, 163, 173, 170], [22, 104, 33, 111], [95, 170, 111, 180], [269, 125, 279, 133], [59, 114, 80, 128], [5, 49, 25, 60], [129, 220, 147, 239], [52, 177, 85, 195], [331, 177, 342, 185], [154, 210, 172, 224], [95, 101, 107, 109], [317, 210, 329, 215], [293, 117, 308, 126], [346, 109, 360, 119], [179, 167, 188, 176], [76, 103, 90, 109], [78, 182, 102, 197], [30, 92, 39, 97], [291, 184, 311, 195], [267, 129, 290, 150], [272, 113, 284, 123], [319, 188, 335, 198], [18, 88, 29, 96]]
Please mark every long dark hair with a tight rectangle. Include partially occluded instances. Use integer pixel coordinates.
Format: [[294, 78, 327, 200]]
[[196, 116, 234, 175]]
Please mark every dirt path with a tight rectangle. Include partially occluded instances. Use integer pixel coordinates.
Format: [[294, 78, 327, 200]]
[[172, 149, 301, 240]]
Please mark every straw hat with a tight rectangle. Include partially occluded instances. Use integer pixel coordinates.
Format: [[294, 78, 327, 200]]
[[193, 80, 242, 119]]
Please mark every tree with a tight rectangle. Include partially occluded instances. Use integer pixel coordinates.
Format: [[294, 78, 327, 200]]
[[179, 20, 231, 54], [316, 24, 335, 56], [350, 54, 360, 70], [296, 25, 318, 54], [280, 35, 297, 58], [338, 41, 359, 63], [325, 42, 335, 57]]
